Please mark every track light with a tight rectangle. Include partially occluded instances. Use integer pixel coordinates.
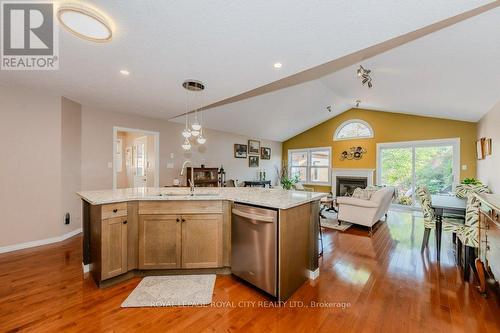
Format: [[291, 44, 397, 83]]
[[357, 65, 373, 88]]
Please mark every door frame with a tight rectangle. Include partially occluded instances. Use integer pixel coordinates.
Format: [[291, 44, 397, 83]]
[[376, 137, 460, 206], [112, 126, 160, 189]]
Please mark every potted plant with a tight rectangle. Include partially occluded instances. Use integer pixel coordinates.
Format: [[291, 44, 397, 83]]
[[276, 166, 299, 190]]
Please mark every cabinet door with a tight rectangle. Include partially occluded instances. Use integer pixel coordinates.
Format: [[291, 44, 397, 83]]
[[139, 215, 181, 269], [181, 214, 223, 268], [101, 216, 128, 280]]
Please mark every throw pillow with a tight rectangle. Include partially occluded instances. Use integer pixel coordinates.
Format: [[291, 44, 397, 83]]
[[352, 187, 375, 200]]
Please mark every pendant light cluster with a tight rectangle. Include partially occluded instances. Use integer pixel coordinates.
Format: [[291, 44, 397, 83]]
[[181, 80, 207, 150]]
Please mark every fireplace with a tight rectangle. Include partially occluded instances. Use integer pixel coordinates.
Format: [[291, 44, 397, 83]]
[[331, 168, 374, 197], [336, 177, 367, 197]]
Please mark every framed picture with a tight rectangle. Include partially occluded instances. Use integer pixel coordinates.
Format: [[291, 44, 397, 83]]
[[248, 140, 260, 155], [485, 138, 492, 156], [476, 138, 485, 160], [249, 155, 259, 167], [261, 147, 271, 160], [234, 144, 247, 158]]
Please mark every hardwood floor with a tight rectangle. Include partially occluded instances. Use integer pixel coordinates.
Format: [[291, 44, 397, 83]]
[[1, 210, 499, 332]]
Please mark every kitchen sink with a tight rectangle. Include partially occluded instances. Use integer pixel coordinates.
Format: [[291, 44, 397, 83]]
[[157, 192, 220, 197]]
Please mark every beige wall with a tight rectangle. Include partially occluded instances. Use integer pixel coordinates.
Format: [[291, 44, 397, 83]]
[[116, 131, 127, 188], [0, 85, 62, 247], [477, 101, 500, 193], [61, 97, 82, 233], [0, 87, 281, 249], [81, 106, 282, 190], [117, 131, 157, 188]]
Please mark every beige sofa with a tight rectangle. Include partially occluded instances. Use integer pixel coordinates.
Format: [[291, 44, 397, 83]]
[[336, 187, 395, 228]]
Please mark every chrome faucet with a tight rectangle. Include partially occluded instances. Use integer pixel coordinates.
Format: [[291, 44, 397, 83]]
[[181, 160, 195, 195]]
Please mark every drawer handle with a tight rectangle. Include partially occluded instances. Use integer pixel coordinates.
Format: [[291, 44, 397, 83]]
[[181, 218, 186, 222], [123, 220, 127, 224], [176, 218, 180, 222], [113, 209, 118, 213]]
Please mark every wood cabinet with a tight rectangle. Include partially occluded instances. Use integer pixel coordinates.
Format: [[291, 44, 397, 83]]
[[138, 213, 223, 269], [101, 216, 128, 280], [182, 214, 223, 268], [88, 200, 229, 285], [138, 215, 181, 269]]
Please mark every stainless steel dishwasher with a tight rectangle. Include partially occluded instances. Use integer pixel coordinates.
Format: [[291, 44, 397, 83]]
[[231, 203, 278, 297]]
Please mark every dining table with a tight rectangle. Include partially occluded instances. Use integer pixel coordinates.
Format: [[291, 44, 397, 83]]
[[431, 194, 467, 261]]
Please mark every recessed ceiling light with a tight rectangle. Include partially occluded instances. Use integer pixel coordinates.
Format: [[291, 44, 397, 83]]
[[273, 62, 282, 69], [57, 4, 113, 43], [120, 69, 130, 76]]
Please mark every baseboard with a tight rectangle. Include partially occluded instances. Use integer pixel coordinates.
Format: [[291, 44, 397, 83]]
[[308, 268, 320, 280], [0, 228, 82, 254]]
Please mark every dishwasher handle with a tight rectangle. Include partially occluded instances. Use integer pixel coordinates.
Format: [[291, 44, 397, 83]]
[[232, 208, 276, 223]]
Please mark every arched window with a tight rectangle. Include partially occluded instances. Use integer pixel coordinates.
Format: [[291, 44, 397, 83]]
[[334, 119, 374, 141]]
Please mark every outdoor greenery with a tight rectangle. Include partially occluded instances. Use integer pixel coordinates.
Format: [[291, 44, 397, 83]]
[[381, 146, 453, 205]]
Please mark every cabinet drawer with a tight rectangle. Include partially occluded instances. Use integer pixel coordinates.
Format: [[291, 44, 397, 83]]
[[102, 203, 128, 219], [139, 201, 223, 215]]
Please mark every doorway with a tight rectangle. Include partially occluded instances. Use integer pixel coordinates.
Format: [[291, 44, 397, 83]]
[[113, 127, 160, 189]]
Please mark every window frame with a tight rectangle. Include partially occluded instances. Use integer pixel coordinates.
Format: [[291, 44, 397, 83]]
[[376, 138, 460, 208], [333, 119, 374, 141], [288, 147, 332, 186]]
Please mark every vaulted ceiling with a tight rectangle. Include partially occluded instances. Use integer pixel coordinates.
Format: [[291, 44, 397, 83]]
[[1, 0, 498, 141]]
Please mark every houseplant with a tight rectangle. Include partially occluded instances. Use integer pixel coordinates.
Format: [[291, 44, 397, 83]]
[[276, 166, 299, 190]]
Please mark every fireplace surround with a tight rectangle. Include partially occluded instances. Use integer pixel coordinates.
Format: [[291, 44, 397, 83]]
[[331, 168, 375, 197]]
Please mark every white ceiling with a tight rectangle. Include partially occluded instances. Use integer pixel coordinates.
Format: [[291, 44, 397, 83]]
[[0, 1, 494, 121], [178, 5, 500, 141]]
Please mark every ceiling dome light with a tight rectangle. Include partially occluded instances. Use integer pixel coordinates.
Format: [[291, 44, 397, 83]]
[[273, 62, 282, 69], [120, 69, 130, 76], [57, 4, 113, 42]]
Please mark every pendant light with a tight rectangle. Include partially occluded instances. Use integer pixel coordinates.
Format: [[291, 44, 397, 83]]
[[182, 90, 192, 140], [196, 110, 206, 144], [191, 111, 200, 137], [182, 137, 191, 150], [181, 79, 206, 149], [197, 129, 206, 144]]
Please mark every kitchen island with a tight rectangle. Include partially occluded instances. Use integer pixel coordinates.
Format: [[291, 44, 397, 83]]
[[78, 187, 326, 301]]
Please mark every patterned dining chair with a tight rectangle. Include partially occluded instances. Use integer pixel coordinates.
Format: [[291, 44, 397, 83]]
[[416, 187, 463, 254], [455, 183, 489, 199], [456, 194, 481, 281]]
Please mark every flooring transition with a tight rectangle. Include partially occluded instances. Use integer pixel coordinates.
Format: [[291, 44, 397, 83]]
[[0, 210, 499, 332]]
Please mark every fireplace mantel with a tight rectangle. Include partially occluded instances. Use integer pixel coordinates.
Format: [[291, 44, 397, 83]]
[[331, 168, 375, 196]]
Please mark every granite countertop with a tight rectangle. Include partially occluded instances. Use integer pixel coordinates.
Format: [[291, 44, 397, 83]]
[[77, 187, 328, 210]]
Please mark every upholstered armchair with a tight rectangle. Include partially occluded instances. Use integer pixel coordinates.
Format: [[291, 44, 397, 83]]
[[336, 186, 395, 232]]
